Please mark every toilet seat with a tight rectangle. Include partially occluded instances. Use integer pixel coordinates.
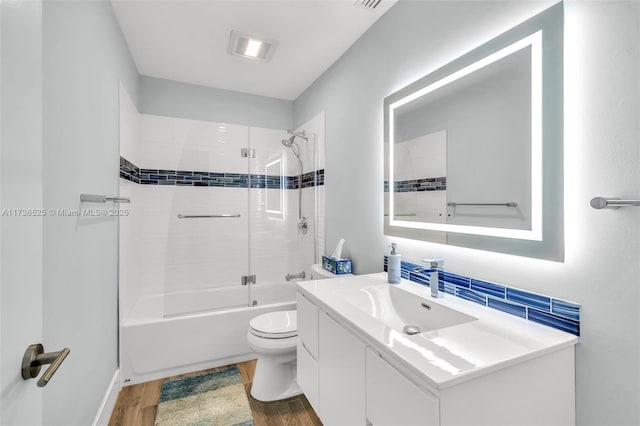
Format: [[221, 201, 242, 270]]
[[249, 310, 297, 339]]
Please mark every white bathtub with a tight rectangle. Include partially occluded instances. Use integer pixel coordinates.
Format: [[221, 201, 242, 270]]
[[120, 283, 297, 386]]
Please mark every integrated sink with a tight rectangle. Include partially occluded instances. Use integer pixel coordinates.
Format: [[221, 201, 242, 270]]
[[338, 284, 477, 334]]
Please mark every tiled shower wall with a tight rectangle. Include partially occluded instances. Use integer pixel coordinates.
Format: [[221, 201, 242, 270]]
[[119, 91, 323, 319]]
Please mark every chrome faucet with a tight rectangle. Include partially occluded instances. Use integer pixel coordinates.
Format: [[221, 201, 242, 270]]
[[415, 259, 444, 298]]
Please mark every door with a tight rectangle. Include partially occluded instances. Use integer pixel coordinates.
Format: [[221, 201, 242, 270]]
[[366, 348, 440, 426], [248, 127, 316, 305], [318, 312, 366, 425], [0, 0, 45, 424]]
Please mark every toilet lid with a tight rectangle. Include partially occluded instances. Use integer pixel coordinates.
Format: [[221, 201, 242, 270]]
[[250, 310, 297, 339]]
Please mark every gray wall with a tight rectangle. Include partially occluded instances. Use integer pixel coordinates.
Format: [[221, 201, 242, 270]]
[[294, 1, 640, 425], [42, 1, 138, 424], [139, 75, 293, 130], [0, 1, 44, 424]]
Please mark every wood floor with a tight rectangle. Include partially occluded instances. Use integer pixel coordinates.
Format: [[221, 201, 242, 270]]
[[108, 360, 323, 426]]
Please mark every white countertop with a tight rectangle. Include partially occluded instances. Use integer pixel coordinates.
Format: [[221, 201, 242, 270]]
[[297, 273, 578, 390]]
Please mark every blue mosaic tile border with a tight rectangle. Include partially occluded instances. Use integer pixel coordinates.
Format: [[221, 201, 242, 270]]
[[383, 177, 446, 193], [120, 156, 324, 189], [383, 256, 580, 336]]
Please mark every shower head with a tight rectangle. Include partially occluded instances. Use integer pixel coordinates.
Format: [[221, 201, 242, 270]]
[[281, 135, 296, 147]]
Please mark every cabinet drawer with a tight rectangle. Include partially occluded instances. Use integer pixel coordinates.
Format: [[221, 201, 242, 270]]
[[297, 341, 319, 412], [297, 291, 319, 358], [366, 348, 439, 426]]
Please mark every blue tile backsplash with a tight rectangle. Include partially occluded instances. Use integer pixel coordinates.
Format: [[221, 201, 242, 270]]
[[120, 156, 324, 189], [384, 256, 581, 336]]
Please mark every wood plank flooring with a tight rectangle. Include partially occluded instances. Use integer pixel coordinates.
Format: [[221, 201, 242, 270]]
[[109, 360, 323, 426]]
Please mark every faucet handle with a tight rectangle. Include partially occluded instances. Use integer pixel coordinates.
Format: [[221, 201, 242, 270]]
[[421, 259, 444, 269]]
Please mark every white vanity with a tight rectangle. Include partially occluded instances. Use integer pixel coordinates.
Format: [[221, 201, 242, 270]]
[[297, 274, 578, 426]]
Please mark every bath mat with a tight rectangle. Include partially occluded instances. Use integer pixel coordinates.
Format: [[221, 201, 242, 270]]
[[155, 366, 254, 426]]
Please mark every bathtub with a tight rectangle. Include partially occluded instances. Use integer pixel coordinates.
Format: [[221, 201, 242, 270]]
[[120, 283, 297, 386]]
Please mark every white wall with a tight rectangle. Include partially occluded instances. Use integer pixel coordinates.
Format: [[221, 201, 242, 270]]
[[0, 1, 44, 424], [42, 1, 138, 424], [118, 87, 141, 319], [294, 1, 640, 425], [139, 75, 293, 130]]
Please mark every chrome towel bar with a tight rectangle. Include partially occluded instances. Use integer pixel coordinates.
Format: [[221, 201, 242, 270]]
[[80, 194, 130, 204], [590, 197, 640, 209], [448, 202, 518, 207], [177, 214, 241, 219]]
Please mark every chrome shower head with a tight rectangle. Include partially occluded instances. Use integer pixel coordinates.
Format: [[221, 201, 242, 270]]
[[281, 135, 296, 147]]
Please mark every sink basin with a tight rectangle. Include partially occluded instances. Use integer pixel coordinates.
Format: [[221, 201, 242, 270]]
[[338, 284, 477, 333]]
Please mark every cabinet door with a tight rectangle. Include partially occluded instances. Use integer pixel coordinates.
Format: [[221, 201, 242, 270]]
[[319, 312, 366, 426], [297, 291, 319, 358], [296, 292, 320, 412], [366, 348, 440, 426]]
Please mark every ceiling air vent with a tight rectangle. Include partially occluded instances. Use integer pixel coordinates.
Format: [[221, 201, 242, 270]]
[[354, 0, 383, 10]]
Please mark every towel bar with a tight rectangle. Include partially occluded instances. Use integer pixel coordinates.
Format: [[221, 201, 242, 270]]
[[590, 197, 640, 209], [177, 214, 241, 219], [80, 194, 130, 204]]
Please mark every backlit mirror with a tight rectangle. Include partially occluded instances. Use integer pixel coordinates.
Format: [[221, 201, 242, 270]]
[[384, 3, 563, 261]]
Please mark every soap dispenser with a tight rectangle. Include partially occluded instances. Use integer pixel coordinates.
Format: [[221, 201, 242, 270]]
[[388, 243, 401, 284]]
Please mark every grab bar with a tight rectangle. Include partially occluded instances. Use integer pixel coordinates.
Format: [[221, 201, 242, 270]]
[[590, 197, 640, 209], [447, 202, 517, 207], [177, 214, 241, 219], [80, 194, 130, 204]]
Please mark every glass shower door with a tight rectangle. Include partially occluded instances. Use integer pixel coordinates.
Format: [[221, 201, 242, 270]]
[[159, 118, 251, 317], [248, 127, 316, 307]]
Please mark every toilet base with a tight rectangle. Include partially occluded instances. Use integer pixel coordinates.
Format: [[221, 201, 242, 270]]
[[250, 355, 302, 402]]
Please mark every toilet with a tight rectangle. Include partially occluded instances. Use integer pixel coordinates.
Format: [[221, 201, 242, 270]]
[[247, 265, 351, 402], [247, 310, 301, 402]]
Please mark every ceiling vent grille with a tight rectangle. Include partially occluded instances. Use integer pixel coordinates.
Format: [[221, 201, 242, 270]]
[[354, 0, 383, 10]]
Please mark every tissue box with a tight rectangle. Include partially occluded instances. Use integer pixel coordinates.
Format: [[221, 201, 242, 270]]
[[322, 256, 352, 275]]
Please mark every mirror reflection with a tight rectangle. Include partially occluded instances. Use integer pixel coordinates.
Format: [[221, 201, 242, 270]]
[[386, 32, 542, 241]]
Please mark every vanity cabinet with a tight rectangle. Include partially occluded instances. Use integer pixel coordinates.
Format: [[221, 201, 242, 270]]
[[366, 348, 439, 426], [297, 285, 576, 426]]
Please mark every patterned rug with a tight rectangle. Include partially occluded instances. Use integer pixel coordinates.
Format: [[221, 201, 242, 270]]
[[155, 366, 254, 426]]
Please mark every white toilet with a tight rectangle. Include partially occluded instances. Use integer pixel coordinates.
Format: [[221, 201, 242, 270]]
[[247, 310, 301, 402], [247, 265, 351, 402]]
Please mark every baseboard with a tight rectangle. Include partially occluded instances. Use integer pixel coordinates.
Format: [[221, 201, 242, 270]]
[[92, 369, 121, 426]]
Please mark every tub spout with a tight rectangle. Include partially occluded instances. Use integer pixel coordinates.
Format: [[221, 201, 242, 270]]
[[285, 271, 306, 282]]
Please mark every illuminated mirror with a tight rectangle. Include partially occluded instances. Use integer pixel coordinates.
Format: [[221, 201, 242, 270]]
[[383, 3, 563, 261]]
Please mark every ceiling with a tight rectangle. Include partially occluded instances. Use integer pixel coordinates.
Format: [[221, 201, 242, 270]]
[[111, 0, 398, 101]]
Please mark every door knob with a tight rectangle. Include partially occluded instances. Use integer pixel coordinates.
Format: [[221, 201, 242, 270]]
[[21, 344, 70, 387]]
